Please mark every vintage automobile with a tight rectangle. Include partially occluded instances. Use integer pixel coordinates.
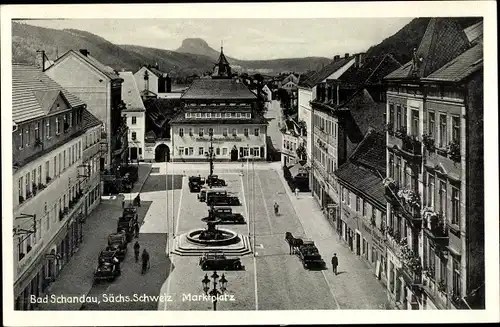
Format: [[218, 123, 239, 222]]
[[189, 175, 206, 185], [199, 252, 242, 270], [206, 174, 226, 187], [122, 207, 138, 221], [107, 232, 128, 261], [117, 216, 136, 242], [296, 240, 326, 269], [93, 250, 121, 283], [189, 180, 202, 193], [198, 188, 227, 202], [208, 206, 245, 224], [206, 194, 240, 206]]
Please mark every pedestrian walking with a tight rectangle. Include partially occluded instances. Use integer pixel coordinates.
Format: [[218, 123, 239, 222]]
[[295, 187, 299, 197], [332, 253, 339, 275], [134, 221, 140, 238], [141, 249, 150, 274], [274, 202, 279, 216], [134, 241, 140, 262]]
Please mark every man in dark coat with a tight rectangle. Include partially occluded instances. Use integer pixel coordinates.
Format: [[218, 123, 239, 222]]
[[141, 249, 150, 274], [134, 221, 140, 238], [134, 241, 140, 262], [332, 253, 338, 275]]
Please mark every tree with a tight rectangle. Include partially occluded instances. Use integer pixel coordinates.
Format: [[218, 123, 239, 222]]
[[296, 143, 307, 161]]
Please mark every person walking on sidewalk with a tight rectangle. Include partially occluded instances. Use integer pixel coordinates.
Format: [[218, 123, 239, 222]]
[[134, 241, 140, 262], [141, 249, 150, 274], [134, 221, 140, 238], [274, 202, 280, 216], [122, 200, 125, 208], [331, 253, 339, 275]]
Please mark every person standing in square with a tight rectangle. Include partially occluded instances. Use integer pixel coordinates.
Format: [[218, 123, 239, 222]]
[[332, 253, 338, 275]]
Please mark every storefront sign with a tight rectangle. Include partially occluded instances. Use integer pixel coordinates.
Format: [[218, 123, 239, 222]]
[[195, 137, 242, 142]]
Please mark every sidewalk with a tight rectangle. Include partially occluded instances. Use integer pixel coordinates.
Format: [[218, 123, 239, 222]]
[[275, 169, 391, 309], [37, 164, 152, 310]]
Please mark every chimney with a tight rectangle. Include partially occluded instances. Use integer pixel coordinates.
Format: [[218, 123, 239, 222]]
[[345, 53, 349, 59], [79, 49, 90, 57], [355, 52, 366, 68], [333, 55, 340, 61], [36, 50, 46, 71]]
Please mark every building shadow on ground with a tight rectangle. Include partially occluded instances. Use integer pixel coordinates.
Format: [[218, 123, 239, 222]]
[[140, 174, 183, 193], [266, 135, 281, 161]]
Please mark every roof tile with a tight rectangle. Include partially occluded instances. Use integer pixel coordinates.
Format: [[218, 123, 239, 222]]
[[181, 79, 257, 100]]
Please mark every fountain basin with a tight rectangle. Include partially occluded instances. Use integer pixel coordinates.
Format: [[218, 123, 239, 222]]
[[186, 228, 240, 246]]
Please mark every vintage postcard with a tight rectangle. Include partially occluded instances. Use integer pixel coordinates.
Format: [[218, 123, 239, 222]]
[[1, 1, 498, 326]]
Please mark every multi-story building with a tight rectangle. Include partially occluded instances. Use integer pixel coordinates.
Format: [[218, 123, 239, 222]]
[[335, 130, 388, 279], [281, 119, 306, 167], [43, 49, 128, 171], [12, 64, 102, 310], [383, 18, 484, 310], [119, 71, 146, 162], [133, 64, 172, 98], [169, 47, 268, 162], [309, 53, 400, 229]]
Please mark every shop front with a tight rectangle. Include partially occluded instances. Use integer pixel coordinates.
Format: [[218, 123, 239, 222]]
[[340, 206, 358, 253]]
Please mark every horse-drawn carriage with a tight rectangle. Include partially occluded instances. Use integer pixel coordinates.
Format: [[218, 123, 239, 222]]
[[93, 250, 121, 283], [285, 232, 326, 269], [107, 232, 128, 261]]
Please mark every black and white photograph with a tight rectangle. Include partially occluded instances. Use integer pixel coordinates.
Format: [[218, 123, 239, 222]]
[[1, 2, 498, 326]]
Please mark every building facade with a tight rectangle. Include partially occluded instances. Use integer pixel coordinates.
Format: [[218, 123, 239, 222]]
[[383, 18, 484, 310], [12, 64, 102, 310], [43, 49, 128, 171], [281, 119, 306, 167], [134, 64, 172, 98], [169, 48, 268, 162], [119, 71, 146, 162]]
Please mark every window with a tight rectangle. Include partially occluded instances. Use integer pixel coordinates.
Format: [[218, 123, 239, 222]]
[[69, 113, 73, 127], [179, 128, 184, 137], [439, 260, 447, 286], [185, 113, 191, 118], [347, 191, 351, 207], [25, 172, 30, 195], [56, 117, 60, 134], [34, 122, 40, 140], [216, 147, 220, 155], [63, 150, 66, 169], [216, 113, 222, 118], [341, 188, 345, 203], [236, 113, 241, 118], [199, 128, 204, 137], [196, 113, 202, 118], [232, 128, 237, 136], [355, 196, 361, 212], [253, 147, 260, 157], [188, 128, 193, 136], [208, 128, 214, 136], [131, 116, 137, 125], [46, 120, 51, 139], [139, 148, 142, 155], [452, 116, 460, 143], [427, 173, 435, 207], [25, 127, 31, 146], [37, 165, 42, 184], [19, 128, 24, 149], [223, 128, 228, 137], [222, 148, 228, 155], [362, 201, 367, 216], [396, 105, 401, 129], [428, 112, 435, 137], [439, 114, 447, 148], [388, 153, 394, 179], [199, 147, 204, 155], [411, 110, 419, 136], [389, 104, 395, 127], [18, 176, 23, 198], [184, 148, 189, 156], [207, 113, 212, 118], [451, 186, 460, 226], [178, 147, 184, 156], [53, 156, 57, 176], [244, 128, 249, 137], [452, 257, 461, 296], [254, 128, 260, 136], [439, 180, 447, 215], [225, 113, 231, 118], [188, 147, 194, 155], [132, 132, 137, 140], [395, 157, 401, 185]]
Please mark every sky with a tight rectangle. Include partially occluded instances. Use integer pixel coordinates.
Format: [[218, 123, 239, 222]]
[[19, 18, 413, 60]]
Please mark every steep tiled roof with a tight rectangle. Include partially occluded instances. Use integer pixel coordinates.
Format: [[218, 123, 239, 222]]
[[181, 79, 257, 100], [145, 66, 168, 78], [303, 56, 354, 87], [349, 130, 386, 173], [297, 70, 317, 87], [335, 162, 386, 207], [49, 50, 122, 81], [144, 98, 181, 128], [119, 71, 146, 112], [82, 108, 102, 129], [385, 18, 471, 80], [337, 55, 402, 86], [12, 64, 85, 124], [335, 130, 386, 205], [422, 43, 483, 82], [463, 21, 483, 44]]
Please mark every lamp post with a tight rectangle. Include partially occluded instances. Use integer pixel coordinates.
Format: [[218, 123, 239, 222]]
[[205, 130, 215, 187], [202, 271, 228, 311]]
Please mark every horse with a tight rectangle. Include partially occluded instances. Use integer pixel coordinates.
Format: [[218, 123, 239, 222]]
[[285, 232, 304, 254]]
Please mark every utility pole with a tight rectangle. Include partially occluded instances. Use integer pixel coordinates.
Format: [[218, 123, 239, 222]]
[[252, 157, 256, 256]]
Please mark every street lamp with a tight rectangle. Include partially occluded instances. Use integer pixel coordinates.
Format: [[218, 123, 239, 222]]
[[205, 129, 215, 187], [202, 271, 228, 311]]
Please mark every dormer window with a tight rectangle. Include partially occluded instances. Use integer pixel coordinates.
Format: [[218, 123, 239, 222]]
[[55, 117, 60, 135], [215, 113, 222, 118], [230, 103, 236, 106], [207, 113, 211, 118], [46, 120, 51, 139]]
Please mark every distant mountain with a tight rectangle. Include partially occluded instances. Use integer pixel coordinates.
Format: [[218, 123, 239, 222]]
[[176, 38, 223, 60]]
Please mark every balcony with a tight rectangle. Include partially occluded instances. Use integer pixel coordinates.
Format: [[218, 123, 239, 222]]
[[422, 208, 449, 246], [385, 231, 404, 257], [422, 274, 449, 309], [401, 135, 422, 156], [313, 126, 335, 145], [401, 265, 422, 288], [383, 179, 422, 226]]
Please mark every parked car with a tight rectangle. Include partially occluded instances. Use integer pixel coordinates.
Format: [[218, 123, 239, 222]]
[[189, 175, 206, 185], [199, 252, 242, 270], [198, 188, 227, 202], [208, 206, 245, 224], [107, 232, 128, 261], [206, 194, 240, 206], [93, 250, 121, 283], [206, 174, 226, 187]]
